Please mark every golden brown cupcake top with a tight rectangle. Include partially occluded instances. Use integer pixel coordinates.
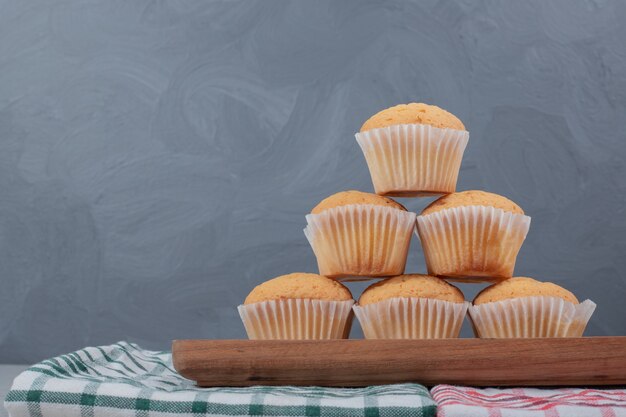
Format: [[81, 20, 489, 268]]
[[360, 103, 465, 132], [473, 277, 579, 305], [358, 274, 465, 305], [244, 273, 353, 304], [421, 190, 524, 216], [311, 190, 406, 214]]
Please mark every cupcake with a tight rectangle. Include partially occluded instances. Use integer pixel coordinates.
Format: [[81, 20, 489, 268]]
[[355, 103, 469, 197], [469, 277, 596, 338], [238, 273, 354, 340], [416, 190, 531, 282], [304, 190, 416, 280], [353, 274, 469, 339]]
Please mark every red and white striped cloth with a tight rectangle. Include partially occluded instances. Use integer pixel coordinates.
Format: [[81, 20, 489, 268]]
[[432, 385, 626, 417]]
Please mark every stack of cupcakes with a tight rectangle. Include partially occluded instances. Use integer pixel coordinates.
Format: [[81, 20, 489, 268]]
[[239, 103, 596, 340]]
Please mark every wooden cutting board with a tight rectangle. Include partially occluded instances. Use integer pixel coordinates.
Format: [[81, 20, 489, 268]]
[[172, 337, 626, 387]]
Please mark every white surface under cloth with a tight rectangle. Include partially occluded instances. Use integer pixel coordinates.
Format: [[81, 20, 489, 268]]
[[1, 366, 28, 417]]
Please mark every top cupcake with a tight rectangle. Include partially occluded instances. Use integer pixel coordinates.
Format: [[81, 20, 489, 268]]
[[421, 190, 524, 216], [244, 272, 352, 304], [311, 190, 406, 214], [473, 277, 578, 305], [360, 103, 465, 132], [355, 103, 469, 197]]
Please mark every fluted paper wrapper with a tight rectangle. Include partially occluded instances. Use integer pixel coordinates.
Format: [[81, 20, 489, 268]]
[[238, 299, 354, 340], [355, 124, 469, 197], [416, 206, 531, 282], [304, 204, 416, 280], [353, 297, 469, 339], [469, 296, 596, 338]]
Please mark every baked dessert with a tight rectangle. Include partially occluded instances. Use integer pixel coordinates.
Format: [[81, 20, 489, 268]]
[[304, 191, 416, 280], [352, 274, 469, 339], [355, 103, 469, 196], [310, 190, 405, 214], [238, 273, 354, 339], [473, 277, 578, 305], [416, 190, 531, 281], [469, 277, 596, 338]]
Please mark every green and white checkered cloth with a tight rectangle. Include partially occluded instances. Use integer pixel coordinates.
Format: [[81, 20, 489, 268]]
[[4, 341, 436, 417]]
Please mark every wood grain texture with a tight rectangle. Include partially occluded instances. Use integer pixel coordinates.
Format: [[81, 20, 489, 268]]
[[173, 337, 626, 387]]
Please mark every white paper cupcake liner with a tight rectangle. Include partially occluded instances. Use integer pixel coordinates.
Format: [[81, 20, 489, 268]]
[[304, 204, 416, 280], [355, 124, 469, 197], [468, 296, 596, 338], [238, 298, 354, 340], [353, 297, 470, 339], [416, 205, 531, 281]]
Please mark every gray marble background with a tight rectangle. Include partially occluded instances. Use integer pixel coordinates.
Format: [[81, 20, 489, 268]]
[[1, 0, 625, 363]]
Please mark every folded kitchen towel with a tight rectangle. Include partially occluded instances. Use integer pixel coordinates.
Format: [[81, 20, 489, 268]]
[[4, 341, 436, 417], [431, 384, 626, 417]]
